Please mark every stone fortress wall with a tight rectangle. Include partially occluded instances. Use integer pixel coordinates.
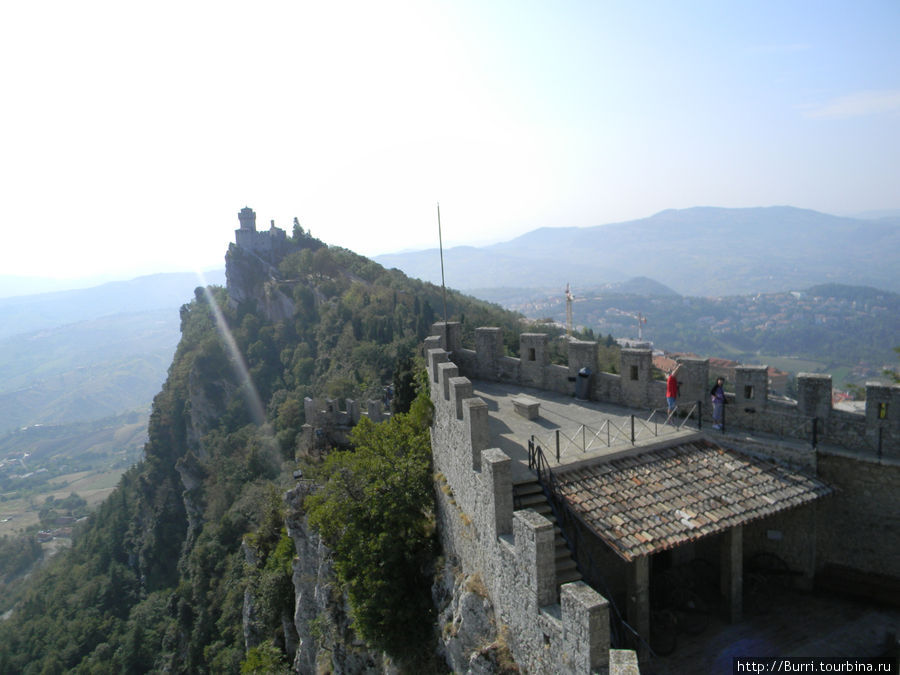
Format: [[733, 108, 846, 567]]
[[426, 336, 617, 674], [425, 321, 899, 672], [298, 396, 389, 454], [437, 321, 898, 460]]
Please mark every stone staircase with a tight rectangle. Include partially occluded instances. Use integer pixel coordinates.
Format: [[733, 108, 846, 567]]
[[513, 479, 582, 590]]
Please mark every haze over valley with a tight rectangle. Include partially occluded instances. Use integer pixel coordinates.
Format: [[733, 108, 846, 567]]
[[2, 1, 899, 671]]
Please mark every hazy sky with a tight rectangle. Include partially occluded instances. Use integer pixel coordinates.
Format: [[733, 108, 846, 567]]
[[2, 0, 898, 281]]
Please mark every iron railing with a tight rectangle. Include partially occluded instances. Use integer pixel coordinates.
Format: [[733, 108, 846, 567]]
[[527, 401, 704, 462]]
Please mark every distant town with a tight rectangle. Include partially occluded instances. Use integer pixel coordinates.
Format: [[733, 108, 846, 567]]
[[510, 283, 899, 398]]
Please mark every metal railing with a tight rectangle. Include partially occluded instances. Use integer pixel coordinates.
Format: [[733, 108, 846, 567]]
[[527, 401, 703, 462]]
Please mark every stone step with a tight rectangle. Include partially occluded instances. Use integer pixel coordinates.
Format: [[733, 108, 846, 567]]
[[515, 493, 548, 509], [512, 479, 583, 591], [555, 547, 573, 561], [513, 480, 543, 497], [558, 568, 583, 585], [557, 557, 578, 572]]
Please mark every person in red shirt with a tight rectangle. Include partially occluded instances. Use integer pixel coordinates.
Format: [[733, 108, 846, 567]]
[[666, 362, 682, 418]]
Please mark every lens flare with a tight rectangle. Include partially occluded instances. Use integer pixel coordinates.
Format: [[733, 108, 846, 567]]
[[195, 271, 267, 427]]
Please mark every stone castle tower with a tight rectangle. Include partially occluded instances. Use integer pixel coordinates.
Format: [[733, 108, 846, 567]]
[[233, 206, 287, 257]]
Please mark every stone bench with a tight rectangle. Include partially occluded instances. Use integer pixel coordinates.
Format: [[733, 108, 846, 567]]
[[512, 396, 540, 420]]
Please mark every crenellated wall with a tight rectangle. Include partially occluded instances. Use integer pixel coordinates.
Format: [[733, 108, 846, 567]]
[[297, 396, 389, 456], [429, 322, 899, 459], [428, 343, 614, 674]]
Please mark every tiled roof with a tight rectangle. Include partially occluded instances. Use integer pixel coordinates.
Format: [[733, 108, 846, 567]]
[[553, 439, 832, 562]]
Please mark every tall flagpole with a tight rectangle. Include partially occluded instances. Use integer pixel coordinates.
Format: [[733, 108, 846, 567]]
[[437, 202, 448, 346]]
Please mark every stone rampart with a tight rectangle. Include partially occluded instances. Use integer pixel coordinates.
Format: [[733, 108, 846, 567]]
[[815, 451, 900, 579], [298, 396, 388, 456], [429, 346, 614, 674], [430, 322, 898, 460]]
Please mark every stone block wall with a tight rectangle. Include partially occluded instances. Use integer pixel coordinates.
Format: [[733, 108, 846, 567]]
[[298, 396, 387, 456], [429, 346, 615, 674], [815, 452, 900, 579], [743, 502, 819, 590]]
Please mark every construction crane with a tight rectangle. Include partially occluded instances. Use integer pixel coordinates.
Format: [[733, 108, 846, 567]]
[[565, 283, 574, 339]]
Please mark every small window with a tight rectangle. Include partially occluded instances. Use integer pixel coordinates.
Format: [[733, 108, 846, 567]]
[[528, 347, 536, 361], [744, 385, 754, 400], [630, 365, 639, 381], [879, 402, 888, 419]]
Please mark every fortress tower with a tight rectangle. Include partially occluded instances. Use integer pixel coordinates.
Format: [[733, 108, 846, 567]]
[[237, 206, 257, 232], [234, 206, 286, 257]]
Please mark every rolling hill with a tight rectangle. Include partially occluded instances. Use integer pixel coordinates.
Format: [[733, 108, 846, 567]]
[[375, 206, 900, 296]]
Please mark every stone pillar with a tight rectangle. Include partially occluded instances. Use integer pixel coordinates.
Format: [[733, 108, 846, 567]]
[[423, 334, 442, 357], [567, 339, 598, 376], [865, 382, 900, 459], [449, 376, 473, 420], [438, 362, 459, 401], [676, 357, 709, 417], [432, 321, 462, 354], [561, 582, 610, 674], [482, 448, 513, 537], [514, 510, 556, 608], [464, 398, 489, 471], [609, 650, 641, 675], [797, 373, 832, 421], [720, 526, 743, 623], [735, 365, 769, 413], [475, 327, 504, 380], [520, 333, 549, 388], [427, 348, 449, 384], [347, 399, 361, 425], [620, 349, 652, 408], [626, 556, 650, 660], [366, 400, 383, 423]]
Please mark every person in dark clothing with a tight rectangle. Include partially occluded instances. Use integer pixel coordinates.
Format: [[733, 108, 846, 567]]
[[710, 377, 726, 429]]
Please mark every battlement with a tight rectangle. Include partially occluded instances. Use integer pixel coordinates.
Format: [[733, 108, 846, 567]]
[[428, 346, 614, 674], [430, 322, 898, 460], [234, 206, 288, 259], [296, 396, 389, 457]]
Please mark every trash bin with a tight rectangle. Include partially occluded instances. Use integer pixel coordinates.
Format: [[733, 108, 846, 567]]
[[575, 367, 592, 400]]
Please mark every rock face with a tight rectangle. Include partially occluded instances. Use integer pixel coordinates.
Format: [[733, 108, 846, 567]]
[[434, 558, 518, 674], [284, 483, 388, 674], [225, 244, 296, 322]]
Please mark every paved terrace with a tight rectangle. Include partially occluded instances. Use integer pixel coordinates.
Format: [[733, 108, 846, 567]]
[[471, 379, 698, 484], [469, 379, 899, 671]]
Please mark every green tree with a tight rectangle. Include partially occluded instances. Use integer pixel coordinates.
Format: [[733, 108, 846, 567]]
[[305, 387, 435, 662]]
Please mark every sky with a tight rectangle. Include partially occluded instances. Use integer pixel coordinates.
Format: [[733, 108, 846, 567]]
[[2, 0, 898, 283]]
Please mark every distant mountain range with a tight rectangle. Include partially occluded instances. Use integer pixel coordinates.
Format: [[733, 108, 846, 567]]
[[374, 206, 900, 296], [0, 271, 224, 433], [0, 270, 225, 340]]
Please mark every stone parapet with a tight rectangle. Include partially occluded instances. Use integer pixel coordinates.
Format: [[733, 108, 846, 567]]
[[425, 326, 889, 458], [429, 348, 617, 674]]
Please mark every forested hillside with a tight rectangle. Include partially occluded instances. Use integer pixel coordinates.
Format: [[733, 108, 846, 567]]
[[0, 230, 527, 673]]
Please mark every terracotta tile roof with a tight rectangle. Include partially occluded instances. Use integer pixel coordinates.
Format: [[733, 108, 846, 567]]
[[554, 439, 832, 562]]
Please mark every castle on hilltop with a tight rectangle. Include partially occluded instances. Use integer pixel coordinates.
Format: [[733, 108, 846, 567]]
[[234, 206, 288, 258]]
